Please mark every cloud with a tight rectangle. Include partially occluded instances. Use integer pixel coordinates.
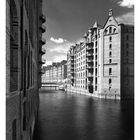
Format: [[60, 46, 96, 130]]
[[50, 37, 67, 43], [76, 38, 85, 44], [117, 0, 134, 8], [53, 55, 67, 62], [49, 42, 73, 53], [49, 47, 67, 53], [44, 60, 52, 66], [116, 11, 134, 24]]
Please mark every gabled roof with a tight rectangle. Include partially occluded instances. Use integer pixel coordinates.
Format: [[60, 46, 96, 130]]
[[93, 21, 98, 28], [102, 9, 118, 29]]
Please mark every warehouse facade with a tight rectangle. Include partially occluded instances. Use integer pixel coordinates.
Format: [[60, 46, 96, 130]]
[[67, 9, 134, 99], [6, 0, 46, 139]]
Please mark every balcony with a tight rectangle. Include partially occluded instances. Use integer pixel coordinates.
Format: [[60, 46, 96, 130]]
[[71, 55, 74, 59], [87, 59, 93, 63], [71, 64, 74, 67], [40, 25, 46, 33], [71, 75, 74, 79], [87, 73, 93, 77], [70, 53, 74, 57], [39, 69, 45, 75], [40, 38, 46, 46], [86, 42, 93, 46], [87, 46, 93, 51], [71, 59, 74, 63], [87, 65, 93, 69], [40, 48, 46, 55], [87, 53, 92, 57], [71, 67, 74, 71], [40, 14, 46, 23], [39, 58, 46, 65], [87, 80, 93, 85]]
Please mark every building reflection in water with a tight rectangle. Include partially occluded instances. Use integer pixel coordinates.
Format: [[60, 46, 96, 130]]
[[34, 89, 134, 140]]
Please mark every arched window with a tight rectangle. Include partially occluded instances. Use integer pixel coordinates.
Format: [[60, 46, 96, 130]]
[[109, 26, 112, 34], [113, 28, 116, 33], [109, 59, 112, 63]]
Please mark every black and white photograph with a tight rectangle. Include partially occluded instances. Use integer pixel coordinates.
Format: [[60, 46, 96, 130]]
[[4, 0, 136, 140]]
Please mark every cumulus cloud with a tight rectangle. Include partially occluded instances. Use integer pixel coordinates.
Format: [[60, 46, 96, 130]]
[[116, 11, 134, 24], [42, 60, 52, 66], [76, 38, 85, 44], [49, 47, 67, 53], [118, 0, 134, 8], [49, 42, 73, 53], [50, 37, 67, 44], [53, 55, 67, 62]]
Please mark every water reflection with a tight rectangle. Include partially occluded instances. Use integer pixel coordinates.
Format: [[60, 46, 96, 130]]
[[34, 89, 134, 140]]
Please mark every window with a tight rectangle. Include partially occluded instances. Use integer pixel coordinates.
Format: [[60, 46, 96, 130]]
[[126, 43, 129, 48], [109, 36, 112, 42], [113, 28, 116, 33], [126, 35, 129, 40], [95, 55, 97, 60], [109, 68, 112, 75], [109, 78, 112, 84], [109, 51, 112, 57], [95, 68, 97, 76], [95, 61, 97, 67], [95, 41, 97, 47], [95, 35, 97, 40], [109, 27, 112, 34], [95, 86, 97, 91], [95, 48, 97, 54], [109, 59, 112, 63], [126, 51, 129, 56], [109, 44, 112, 49], [95, 78, 97, 84]]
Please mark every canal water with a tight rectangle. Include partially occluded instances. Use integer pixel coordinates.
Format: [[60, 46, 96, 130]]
[[34, 88, 134, 140]]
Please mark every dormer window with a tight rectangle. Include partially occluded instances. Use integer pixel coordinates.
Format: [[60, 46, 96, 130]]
[[109, 27, 112, 34], [113, 28, 116, 33]]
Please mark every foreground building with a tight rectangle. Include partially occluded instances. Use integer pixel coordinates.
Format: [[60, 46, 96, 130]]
[[42, 60, 67, 83], [6, 0, 46, 139], [67, 9, 134, 99]]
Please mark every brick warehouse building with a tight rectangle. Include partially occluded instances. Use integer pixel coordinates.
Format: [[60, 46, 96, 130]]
[[67, 9, 134, 100], [42, 60, 67, 83], [6, 0, 46, 140]]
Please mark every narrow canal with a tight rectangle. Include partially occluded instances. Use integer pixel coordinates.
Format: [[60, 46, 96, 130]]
[[34, 88, 134, 140]]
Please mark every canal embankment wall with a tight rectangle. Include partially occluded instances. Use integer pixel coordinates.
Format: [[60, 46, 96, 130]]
[[66, 86, 121, 100]]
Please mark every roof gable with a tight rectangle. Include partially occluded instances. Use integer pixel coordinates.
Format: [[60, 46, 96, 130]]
[[103, 9, 118, 29]]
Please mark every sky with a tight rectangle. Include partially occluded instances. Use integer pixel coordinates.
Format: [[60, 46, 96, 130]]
[[42, 0, 134, 66]]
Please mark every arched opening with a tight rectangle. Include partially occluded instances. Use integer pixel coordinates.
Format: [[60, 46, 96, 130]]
[[10, 0, 19, 92]]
